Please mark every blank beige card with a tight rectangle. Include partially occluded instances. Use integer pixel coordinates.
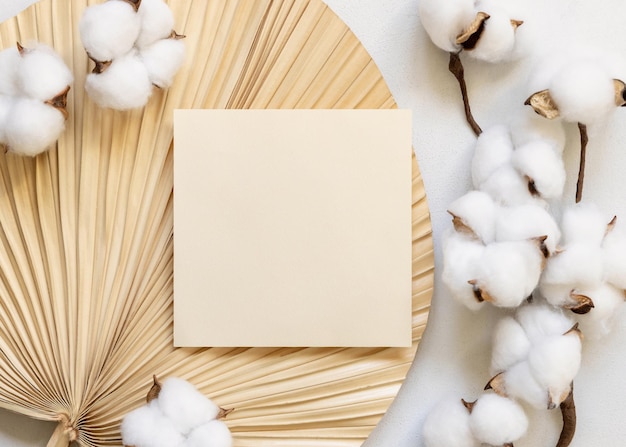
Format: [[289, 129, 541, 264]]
[[173, 109, 412, 347]]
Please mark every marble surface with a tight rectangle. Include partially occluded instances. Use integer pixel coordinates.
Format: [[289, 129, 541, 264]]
[[1, 1, 626, 446]]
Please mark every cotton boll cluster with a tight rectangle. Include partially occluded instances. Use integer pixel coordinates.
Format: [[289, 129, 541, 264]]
[[80, 0, 185, 110], [0, 43, 72, 156], [488, 301, 581, 410], [540, 204, 626, 339], [422, 393, 527, 447], [418, 0, 524, 62], [121, 377, 233, 447]]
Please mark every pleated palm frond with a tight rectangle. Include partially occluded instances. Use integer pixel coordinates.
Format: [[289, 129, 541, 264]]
[[0, 0, 434, 446]]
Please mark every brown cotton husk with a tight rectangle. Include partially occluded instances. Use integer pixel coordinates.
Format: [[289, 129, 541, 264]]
[[606, 215, 618, 236], [448, 211, 479, 239], [146, 375, 162, 403], [169, 30, 186, 40], [525, 90, 560, 120], [44, 85, 70, 120], [456, 12, 490, 50], [556, 385, 576, 447], [123, 0, 142, 12], [613, 79, 626, 106], [468, 279, 490, 303], [532, 235, 550, 260], [567, 291, 595, 314], [461, 398, 476, 413], [510, 19, 524, 29], [448, 52, 482, 136], [484, 372, 506, 395]]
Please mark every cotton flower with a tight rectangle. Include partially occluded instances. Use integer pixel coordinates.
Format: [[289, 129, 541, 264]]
[[447, 190, 497, 243], [15, 43, 73, 102], [494, 203, 560, 256], [471, 124, 514, 189], [422, 397, 479, 447], [121, 401, 185, 447], [79, 0, 141, 63], [512, 140, 565, 200], [4, 97, 65, 156], [468, 393, 528, 445], [139, 36, 186, 88], [85, 49, 152, 110], [0, 46, 20, 96], [185, 420, 233, 447], [135, 0, 176, 49]]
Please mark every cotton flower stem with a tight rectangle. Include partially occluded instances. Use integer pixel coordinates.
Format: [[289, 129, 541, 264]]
[[448, 52, 482, 137], [556, 384, 576, 447], [575, 123, 588, 203]]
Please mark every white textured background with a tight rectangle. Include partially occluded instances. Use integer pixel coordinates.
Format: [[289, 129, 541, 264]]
[[1, 1, 626, 446]]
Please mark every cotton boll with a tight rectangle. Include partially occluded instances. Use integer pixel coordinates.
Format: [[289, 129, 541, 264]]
[[447, 190, 497, 243], [573, 283, 624, 340], [136, 0, 175, 48], [442, 229, 487, 311], [509, 108, 566, 153], [418, 0, 475, 53], [121, 401, 185, 447], [16, 44, 72, 102], [422, 397, 479, 447], [471, 124, 514, 188], [0, 95, 14, 144], [491, 361, 548, 409], [85, 50, 152, 110], [185, 420, 233, 447], [490, 316, 530, 374], [512, 140, 565, 200], [540, 244, 604, 295], [603, 222, 626, 289], [0, 47, 20, 96], [157, 377, 221, 435], [495, 204, 560, 255], [469, 394, 528, 445], [79, 0, 141, 62], [139, 37, 185, 88], [4, 98, 65, 156], [548, 61, 616, 125], [560, 203, 609, 246], [465, 7, 520, 63], [478, 165, 541, 207], [515, 302, 574, 345], [471, 239, 545, 308]]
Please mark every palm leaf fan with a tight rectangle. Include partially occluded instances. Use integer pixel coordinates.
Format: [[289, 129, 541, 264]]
[[0, 0, 434, 446]]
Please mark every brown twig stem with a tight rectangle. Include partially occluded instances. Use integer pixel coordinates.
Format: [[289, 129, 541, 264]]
[[575, 123, 588, 203], [556, 384, 576, 447], [448, 52, 482, 137]]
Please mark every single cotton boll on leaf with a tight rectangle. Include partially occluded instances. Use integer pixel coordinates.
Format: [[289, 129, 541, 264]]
[[185, 420, 233, 447], [79, 0, 141, 62], [121, 401, 185, 447], [85, 50, 152, 110], [495, 204, 560, 255], [5, 98, 65, 156], [0, 47, 20, 96], [422, 397, 479, 447], [136, 0, 176, 48], [465, 6, 520, 63], [139, 37, 185, 88], [515, 301, 574, 345], [469, 394, 528, 446], [490, 316, 531, 374], [16, 44, 72, 102], [471, 124, 513, 189], [447, 190, 497, 243], [418, 0, 475, 53], [157, 377, 222, 435], [560, 203, 609, 246], [512, 140, 565, 200], [442, 229, 487, 311], [603, 222, 626, 289], [573, 283, 624, 340]]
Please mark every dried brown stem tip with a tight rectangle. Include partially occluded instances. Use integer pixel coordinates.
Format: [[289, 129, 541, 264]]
[[575, 123, 588, 203], [146, 375, 162, 403], [448, 52, 482, 136], [556, 384, 576, 447]]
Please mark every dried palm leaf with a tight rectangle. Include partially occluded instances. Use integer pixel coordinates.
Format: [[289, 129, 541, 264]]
[[0, 0, 434, 446]]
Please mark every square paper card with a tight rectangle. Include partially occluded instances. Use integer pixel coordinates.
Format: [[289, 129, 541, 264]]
[[173, 109, 412, 347]]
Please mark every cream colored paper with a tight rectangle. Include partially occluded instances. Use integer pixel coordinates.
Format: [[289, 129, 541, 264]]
[[173, 109, 412, 347]]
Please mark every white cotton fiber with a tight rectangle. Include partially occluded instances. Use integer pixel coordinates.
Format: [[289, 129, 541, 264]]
[[471, 124, 513, 189], [140, 37, 185, 88], [442, 229, 486, 311], [422, 398, 479, 447], [490, 316, 530, 374], [4, 98, 65, 156], [512, 140, 565, 199], [465, 6, 518, 63], [573, 283, 624, 340], [79, 0, 141, 62], [515, 302, 574, 345], [540, 244, 604, 292], [495, 204, 560, 255], [469, 394, 528, 445], [136, 0, 175, 48], [509, 109, 566, 152], [121, 401, 185, 447], [0, 47, 20, 96], [157, 377, 221, 435], [603, 222, 626, 289], [85, 50, 152, 110], [447, 190, 497, 243], [418, 0, 476, 53], [478, 165, 540, 207], [498, 361, 547, 409], [548, 61, 616, 125], [16, 44, 72, 101], [560, 203, 609, 246], [0, 95, 14, 144], [185, 420, 233, 447], [472, 239, 544, 308]]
